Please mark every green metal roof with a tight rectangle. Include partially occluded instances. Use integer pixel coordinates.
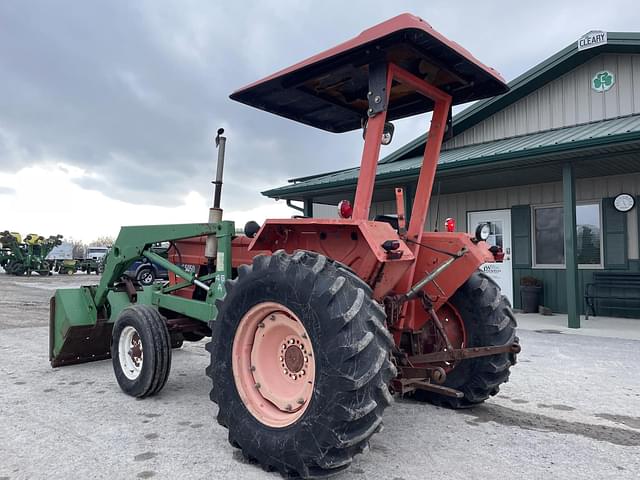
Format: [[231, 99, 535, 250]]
[[263, 114, 640, 198], [377, 31, 640, 165]]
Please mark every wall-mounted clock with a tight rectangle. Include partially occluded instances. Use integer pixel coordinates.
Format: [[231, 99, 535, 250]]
[[613, 193, 635, 213]]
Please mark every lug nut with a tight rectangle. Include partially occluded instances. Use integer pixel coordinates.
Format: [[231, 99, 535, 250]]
[[258, 322, 265, 328], [286, 404, 292, 411], [250, 365, 256, 372], [270, 314, 276, 321], [254, 383, 261, 389], [297, 398, 305, 405]]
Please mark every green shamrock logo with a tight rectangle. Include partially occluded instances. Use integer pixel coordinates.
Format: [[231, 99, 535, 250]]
[[592, 71, 614, 92]]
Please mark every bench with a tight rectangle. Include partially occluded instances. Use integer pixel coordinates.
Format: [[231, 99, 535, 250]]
[[584, 272, 640, 319]]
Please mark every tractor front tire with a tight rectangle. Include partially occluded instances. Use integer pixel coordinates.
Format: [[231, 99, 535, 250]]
[[111, 305, 172, 398], [207, 250, 396, 478], [418, 271, 518, 408]]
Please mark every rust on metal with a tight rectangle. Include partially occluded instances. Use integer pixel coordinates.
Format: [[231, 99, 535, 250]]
[[394, 187, 407, 236], [398, 366, 447, 384], [409, 342, 521, 364], [128, 332, 142, 367], [284, 345, 305, 373], [393, 378, 464, 398], [122, 276, 138, 303], [427, 307, 454, 352]]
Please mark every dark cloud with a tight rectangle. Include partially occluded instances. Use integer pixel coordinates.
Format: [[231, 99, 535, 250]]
[[0, 1, 638, 210]]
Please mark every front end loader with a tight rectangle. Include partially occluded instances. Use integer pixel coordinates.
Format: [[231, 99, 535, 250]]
[[50, 14, 519, 478]]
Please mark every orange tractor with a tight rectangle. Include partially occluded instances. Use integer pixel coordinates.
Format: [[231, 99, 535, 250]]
[[51, 13, 519, 478]]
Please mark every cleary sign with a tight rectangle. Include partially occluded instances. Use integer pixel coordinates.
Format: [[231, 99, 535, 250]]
[[578, 30, 607, 51]]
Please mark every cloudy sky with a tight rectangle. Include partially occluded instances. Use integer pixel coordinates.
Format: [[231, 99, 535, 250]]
[[1, 0, 639, 243]]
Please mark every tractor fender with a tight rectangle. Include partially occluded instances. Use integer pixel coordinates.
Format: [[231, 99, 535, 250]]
[[248, 218, 415, 299]]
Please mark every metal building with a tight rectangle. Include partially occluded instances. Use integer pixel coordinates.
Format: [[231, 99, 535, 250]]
[[264, 31, 640, 325]]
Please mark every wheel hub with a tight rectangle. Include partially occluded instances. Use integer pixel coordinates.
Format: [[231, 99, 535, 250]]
[[283, 344, 305, 373], [129, 333, 142, 367], [232, 302, 316, 428], [119, 326, 144, 380], [422, 303, 466, 372]]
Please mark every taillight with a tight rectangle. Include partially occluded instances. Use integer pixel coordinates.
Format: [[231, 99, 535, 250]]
[[338, 200, 353, 219], [445, 217, 456, 232]]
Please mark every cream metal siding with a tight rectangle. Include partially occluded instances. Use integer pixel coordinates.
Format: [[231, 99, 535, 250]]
[[312, 203, 339, 218], [370, 172, 640, 259], [444, 54, 640, 150]]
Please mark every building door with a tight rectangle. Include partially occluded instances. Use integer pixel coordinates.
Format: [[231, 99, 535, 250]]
[[467, 209, 513, 305]]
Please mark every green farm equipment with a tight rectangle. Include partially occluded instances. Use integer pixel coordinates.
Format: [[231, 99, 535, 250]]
[[0, 233, 15, 270], [54, 259, 78, 275], [1, 231, 62, 276], [77, 245, 110, 274], [50, 14, 519, 478]]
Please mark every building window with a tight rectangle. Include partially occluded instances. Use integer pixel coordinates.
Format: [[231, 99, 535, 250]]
[[534, 206, 564, 265], [532, 203, 602, 268]]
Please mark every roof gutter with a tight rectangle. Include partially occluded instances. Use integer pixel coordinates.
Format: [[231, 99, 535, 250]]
[[263, 130, 640, 199]]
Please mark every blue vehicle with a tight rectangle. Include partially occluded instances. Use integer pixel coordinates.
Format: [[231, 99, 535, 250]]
[[125, 243, 169, 285]]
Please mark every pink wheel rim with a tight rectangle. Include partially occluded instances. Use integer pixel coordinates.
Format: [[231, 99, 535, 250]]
[[232, 302, 316, 428]]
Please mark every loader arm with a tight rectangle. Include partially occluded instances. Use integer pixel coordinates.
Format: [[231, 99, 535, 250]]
[[94, 223, 223, 308], [50, 221, 235, 367]]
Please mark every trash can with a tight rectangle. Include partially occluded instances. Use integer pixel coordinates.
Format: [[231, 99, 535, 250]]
[[520, 277, 543, 313]]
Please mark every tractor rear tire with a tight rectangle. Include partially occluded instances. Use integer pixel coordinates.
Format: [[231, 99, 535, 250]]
[[417, 271, 517, 408], [207, 250, 396, 478], [111, 305, 172, 398]]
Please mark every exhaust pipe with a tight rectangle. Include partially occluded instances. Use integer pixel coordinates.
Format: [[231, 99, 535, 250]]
[[205, 128, 226, 269]]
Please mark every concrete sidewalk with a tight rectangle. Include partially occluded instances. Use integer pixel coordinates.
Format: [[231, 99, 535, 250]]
[[515, 312, 640, 340]]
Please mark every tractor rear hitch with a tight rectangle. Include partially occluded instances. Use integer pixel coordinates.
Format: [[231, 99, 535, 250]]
[[408, 342, 521, 365], [393, 378, 464, 398], [394, 343, 520, 398]]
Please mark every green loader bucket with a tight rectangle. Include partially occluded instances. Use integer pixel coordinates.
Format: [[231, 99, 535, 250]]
[[49, 287, 113, 367]]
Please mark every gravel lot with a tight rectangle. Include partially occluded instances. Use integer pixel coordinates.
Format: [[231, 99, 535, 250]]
[[1, 273, 639, 479]]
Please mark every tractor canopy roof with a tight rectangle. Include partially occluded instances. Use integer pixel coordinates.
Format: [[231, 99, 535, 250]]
[[230, 13, 508, 133]]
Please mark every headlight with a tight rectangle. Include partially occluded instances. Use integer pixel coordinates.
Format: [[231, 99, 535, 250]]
[[475, 223, 491, 242]]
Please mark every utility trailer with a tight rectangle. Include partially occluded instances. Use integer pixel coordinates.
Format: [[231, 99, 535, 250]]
[[50, 14, 519, 478]]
